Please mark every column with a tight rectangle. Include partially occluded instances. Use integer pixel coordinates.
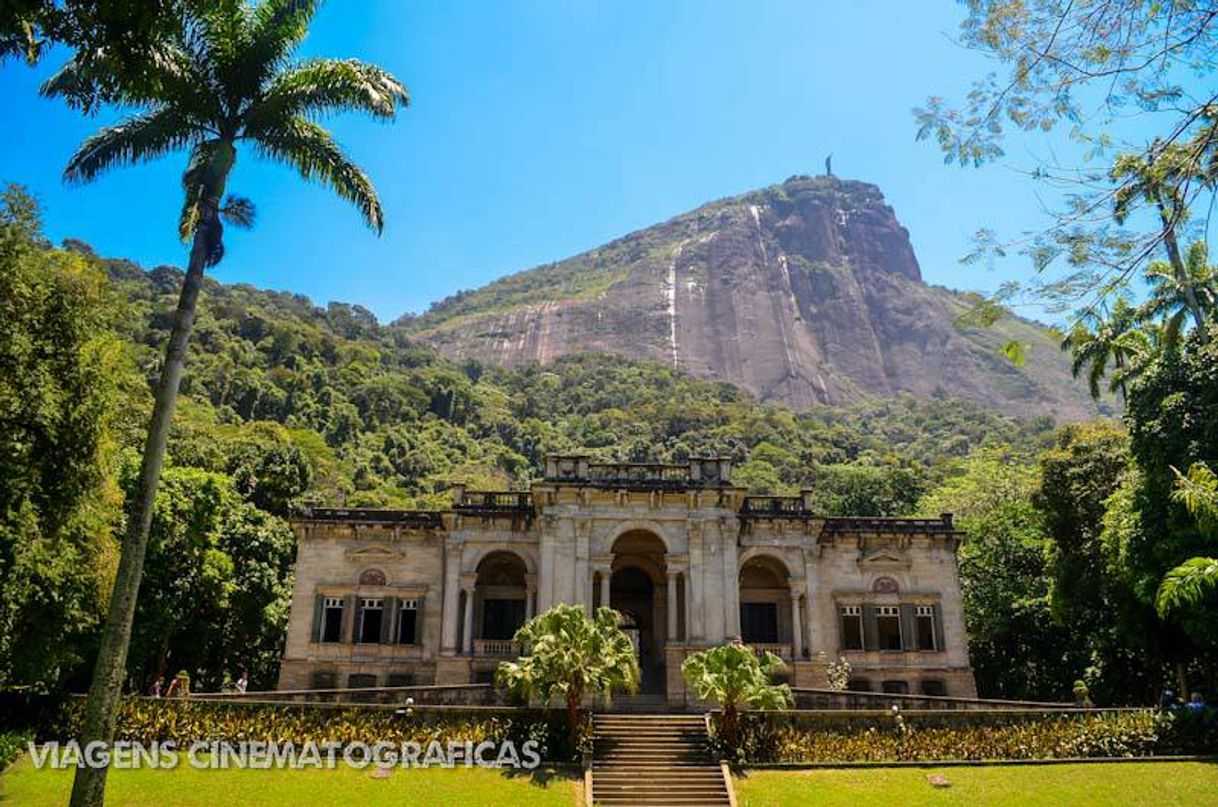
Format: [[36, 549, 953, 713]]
[[600, 569, 611, 610], [667, 571, 679, 644], [790, 590, 804, 660], [525, 574, 537, 619], [587, 568, 597, 613], [461, 585, 475, 655], [440, 542, 462, 655]]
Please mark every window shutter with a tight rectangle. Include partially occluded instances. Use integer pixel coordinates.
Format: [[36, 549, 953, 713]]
[[900, 604, 916, 650], [311, 595, 325, 642], [345, 594, 358, 643], [932, 603, 945, 652], [862, 604, 879, 651], [381, 598, 396, 644]]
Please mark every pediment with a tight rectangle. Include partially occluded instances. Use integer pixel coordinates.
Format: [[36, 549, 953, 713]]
[[857, 548, 910, 568], [345, 544, 399, 561]]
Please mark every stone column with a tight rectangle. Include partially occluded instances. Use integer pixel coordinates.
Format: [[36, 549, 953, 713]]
[[600, 569, 611, 610], [440, 541, 462, 655], [790, 589, 804, 660], [461, 584, 475, 656], [667, 571, 679, 644], [525, 573, 537, 619]]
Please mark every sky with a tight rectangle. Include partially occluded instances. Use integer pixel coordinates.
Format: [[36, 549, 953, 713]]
[[0, 0, 1158, 323]]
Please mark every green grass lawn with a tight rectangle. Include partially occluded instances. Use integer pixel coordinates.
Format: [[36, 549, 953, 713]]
[[0, 757, 582, 806], [734, 762, 1218, 807]]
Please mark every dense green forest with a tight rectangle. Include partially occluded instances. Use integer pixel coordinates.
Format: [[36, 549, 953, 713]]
[[2, 185, 1216, 705]]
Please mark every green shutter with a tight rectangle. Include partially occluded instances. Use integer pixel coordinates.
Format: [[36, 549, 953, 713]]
[[381, 598, 396, 644], [862, 604, 878, 651], [932, 603, 945, 652], [900, 604, 916, 651], [311, 595, 325, 642]]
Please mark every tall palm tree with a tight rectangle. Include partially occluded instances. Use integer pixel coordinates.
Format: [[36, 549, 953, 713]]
[[1060, 296, 1140, 399], [44, 4, 409, 805], [1138, 242, 1217, 346]]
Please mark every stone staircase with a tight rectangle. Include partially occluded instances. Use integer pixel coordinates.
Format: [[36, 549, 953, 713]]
[[590, 714, 734, 806]]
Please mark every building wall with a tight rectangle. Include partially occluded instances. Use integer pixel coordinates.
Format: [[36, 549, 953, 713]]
[[279, 464, 977, 702]]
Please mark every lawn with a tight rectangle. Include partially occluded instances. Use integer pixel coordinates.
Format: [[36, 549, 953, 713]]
[[0, 758, 582, 807], [734, 762, 1218, 807]]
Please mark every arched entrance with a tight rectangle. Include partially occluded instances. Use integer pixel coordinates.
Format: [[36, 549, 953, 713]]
[[610, 530, 668, 695], [738, 554, 799, 663], [472, 551, 528, 657]]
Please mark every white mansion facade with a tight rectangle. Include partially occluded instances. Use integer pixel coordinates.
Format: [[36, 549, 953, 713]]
[[279, 456, 977, 704]]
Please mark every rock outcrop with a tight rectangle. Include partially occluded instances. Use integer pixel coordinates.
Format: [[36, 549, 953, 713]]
[[408, 176, 1100, 420]]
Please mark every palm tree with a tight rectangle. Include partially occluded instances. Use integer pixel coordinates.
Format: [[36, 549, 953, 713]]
[[1157, 463, 1218, 616], [496, 604, 640, 741], [1138, 242, 1217, 346], [45, 4, 409, 805], [1060, 297, 1140, 399], [681, 642, 793, 755]]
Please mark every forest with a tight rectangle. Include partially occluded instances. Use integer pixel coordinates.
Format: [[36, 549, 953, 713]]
[[2, 179, 1216, 705]]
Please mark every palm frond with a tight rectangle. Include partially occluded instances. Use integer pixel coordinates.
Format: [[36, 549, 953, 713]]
[[244, 0, 321, 85], [253, 117, 384, 232], [249, 58, 410, 125], [220, 195, 256, 229], [64, 108, 202, 184], [1157, 557, 1218, 615]]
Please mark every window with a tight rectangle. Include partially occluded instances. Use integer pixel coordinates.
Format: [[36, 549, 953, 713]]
[[397, 599, 419, 645], [309, 671, 337, 690], [386, 672, 415, 688], [839, 605, 863, 650], [846, 678, 872, 692], [741, 602, 779, 644], [357, 598, 384, 644], [920, 679, 947, 697], [882, 680, 910, 695], [876, 605, 902, 651], [321, 597, 344, 643], [347, 673, 376, 689], [482, 599, 526, 641], [916, 605, 937, 650]]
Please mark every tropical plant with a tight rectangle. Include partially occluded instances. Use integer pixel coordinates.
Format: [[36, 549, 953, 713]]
[[495, 604, 640, 740], [1060, 297, 1141, 399], [825, 656, 851, 693], [42, 3, 409, 806], [682, 642, 792, 753], [1157, 463, 1218, 616]]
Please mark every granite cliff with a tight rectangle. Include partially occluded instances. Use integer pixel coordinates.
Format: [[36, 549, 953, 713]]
[[407, 176, 1101, 420]]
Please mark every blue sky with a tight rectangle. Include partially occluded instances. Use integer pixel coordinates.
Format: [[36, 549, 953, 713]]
[[0, 1, 1149, 322]]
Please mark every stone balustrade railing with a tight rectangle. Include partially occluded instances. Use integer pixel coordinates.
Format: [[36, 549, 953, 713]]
[[473, 639, 520, 657]]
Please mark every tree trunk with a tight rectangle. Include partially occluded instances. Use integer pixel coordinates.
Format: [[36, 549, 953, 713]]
[[1175, 659, 1189, 700], [68, 199, 219, 807], [1156, 196, 1207, 337]]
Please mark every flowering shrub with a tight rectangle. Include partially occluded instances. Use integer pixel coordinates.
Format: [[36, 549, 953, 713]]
[[723, 709, 1218, 763]]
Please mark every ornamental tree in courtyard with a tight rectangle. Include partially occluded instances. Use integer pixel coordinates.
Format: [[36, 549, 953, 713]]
[[43, 3, 410, 806], [682, 642, 793, 753], [496, 604, 640, 739]]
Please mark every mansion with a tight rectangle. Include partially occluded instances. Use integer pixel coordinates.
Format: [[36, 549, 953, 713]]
[[279, 456, 977, 704]]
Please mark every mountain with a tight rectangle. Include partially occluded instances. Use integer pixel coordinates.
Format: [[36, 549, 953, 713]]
[[407, 176, 1102, 420]]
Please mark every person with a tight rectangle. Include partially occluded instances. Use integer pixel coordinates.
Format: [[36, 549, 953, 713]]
[[235, 671, 248, 694], [1186, 692, 1206, 712], [150, 676, 164, 698]]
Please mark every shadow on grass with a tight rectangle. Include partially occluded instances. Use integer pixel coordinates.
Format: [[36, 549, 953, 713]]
[[499, 764, 580, 789]]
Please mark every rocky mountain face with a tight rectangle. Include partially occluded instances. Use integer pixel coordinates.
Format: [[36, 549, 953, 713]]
[[408, 176, 1101, 420]]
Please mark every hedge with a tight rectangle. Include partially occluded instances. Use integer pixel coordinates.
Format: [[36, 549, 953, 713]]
[[721, 709, 1218, 763], [1, 695, 585, 763]]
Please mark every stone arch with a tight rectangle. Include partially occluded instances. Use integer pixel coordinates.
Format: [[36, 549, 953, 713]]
[[472, 551, 529, 648], [738, 552, 798, 657], [467, 545, 536, 577], [604, 521, 675, 555], [737, 547, 795, 577]]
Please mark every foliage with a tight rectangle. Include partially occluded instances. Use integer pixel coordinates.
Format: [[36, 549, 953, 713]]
[[496, 605, 639, 737], [1157, 462, 1218, 616], [682, 643, 792, 753], [0, 186, 131, 689], [0, 729, 30, 770], [730, 709, 1217, 764], [824, 657, 850, 693]]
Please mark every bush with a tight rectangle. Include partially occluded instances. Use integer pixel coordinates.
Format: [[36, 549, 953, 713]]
[[726, 709, 1218, 763], [0, 730, 30, 770], [7, 697, 583, 763]]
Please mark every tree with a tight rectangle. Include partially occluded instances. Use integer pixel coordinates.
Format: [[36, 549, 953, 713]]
[[681, 643, 792, 753], [46, 4, 410, 805], [0, 186, 129, 690], [1158, 463, 1218, 616], [495, 604, 640, 740], [1060, 298, 1140, 399], [918, 1, 1218, 322]]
